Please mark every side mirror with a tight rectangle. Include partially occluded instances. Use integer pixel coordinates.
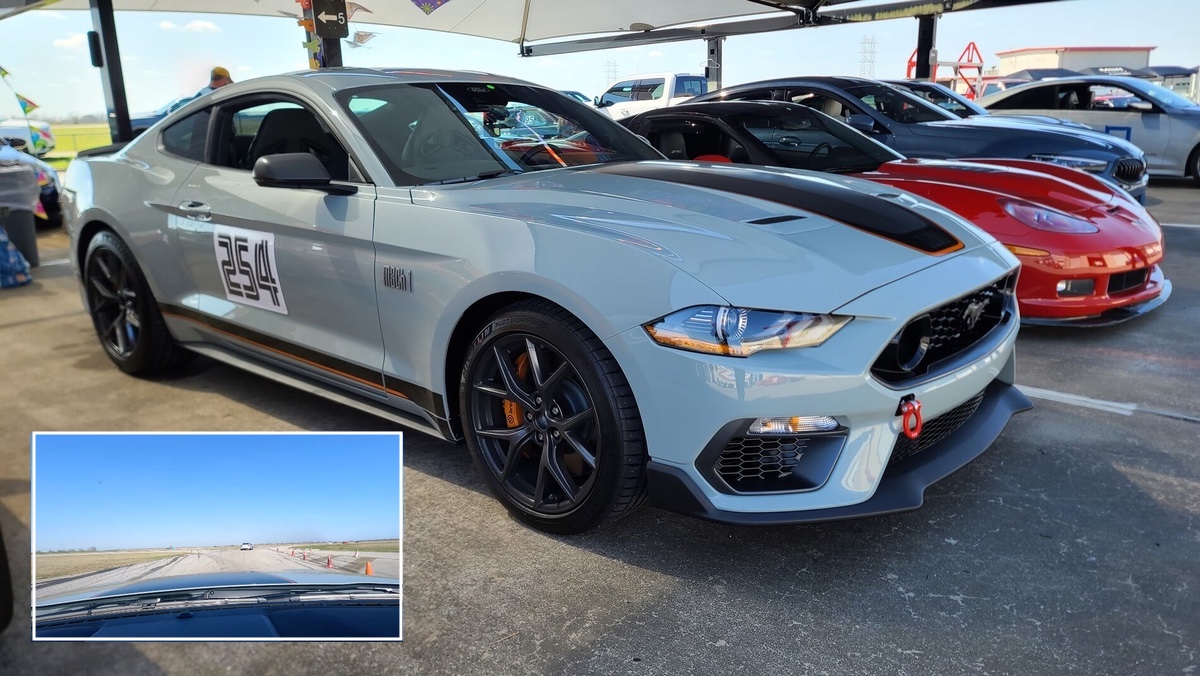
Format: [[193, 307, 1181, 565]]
[[1127, 100, 1154, 112], [846, 114, 877, 134], [2, 136, 29, 152], [252, 153, 357, 195], [595, 98, 614, 108]]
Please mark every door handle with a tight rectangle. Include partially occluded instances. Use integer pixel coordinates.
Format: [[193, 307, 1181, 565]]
[[178, 201, 211, 221]]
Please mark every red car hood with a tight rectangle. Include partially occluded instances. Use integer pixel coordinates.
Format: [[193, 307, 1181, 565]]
[[856, 158, 1117, 216]]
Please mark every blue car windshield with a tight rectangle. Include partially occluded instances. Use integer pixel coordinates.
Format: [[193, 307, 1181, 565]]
[[336, 82, 662, 185]]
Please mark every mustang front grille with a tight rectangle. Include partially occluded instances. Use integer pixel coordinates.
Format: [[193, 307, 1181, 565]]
[[872, 273, 1016, 384], [1108, 268, 1149, 296], [888, 389, 987, 466], [1114, 157, 1147, 184]]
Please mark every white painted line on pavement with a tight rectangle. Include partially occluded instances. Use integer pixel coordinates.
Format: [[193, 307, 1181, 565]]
[[1161, 223, 1200, 230], [1022, 386, 1200, 424], [38, 258, 70, 266]]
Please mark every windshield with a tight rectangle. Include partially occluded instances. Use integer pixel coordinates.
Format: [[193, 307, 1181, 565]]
[[336, 82, 662, 185], [902, 84, 988, 117], [732, 105, 903, 173], [1135, 81, 1199, 109], [843, 83, 958, 123]]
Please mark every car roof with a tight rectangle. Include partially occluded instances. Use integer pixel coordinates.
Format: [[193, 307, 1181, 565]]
[[718, 75, 880, 91], [640, 99, 820, 117], [207, 67, 550, 96]]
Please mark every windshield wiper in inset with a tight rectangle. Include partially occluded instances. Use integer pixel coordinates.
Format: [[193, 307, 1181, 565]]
[[426, 169, 522, 185]]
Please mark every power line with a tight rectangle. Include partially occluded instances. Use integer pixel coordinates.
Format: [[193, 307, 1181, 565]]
[[859, 35, 877, 79]]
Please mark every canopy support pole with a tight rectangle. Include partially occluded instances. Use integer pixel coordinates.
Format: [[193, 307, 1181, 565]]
[[88, 0, 132, 143], [705, 37, 725, 92], [913, 14, 940, 81]]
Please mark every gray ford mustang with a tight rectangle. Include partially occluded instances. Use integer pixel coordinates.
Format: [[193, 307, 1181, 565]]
[[62, 68, 1032, 534]]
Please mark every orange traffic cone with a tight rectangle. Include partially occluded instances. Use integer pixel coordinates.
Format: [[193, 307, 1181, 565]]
[[364, 561, 373, 576], [326, 555, 333, 569]]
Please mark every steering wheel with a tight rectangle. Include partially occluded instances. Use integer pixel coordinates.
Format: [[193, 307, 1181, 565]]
[[808, 143, 832, 160]]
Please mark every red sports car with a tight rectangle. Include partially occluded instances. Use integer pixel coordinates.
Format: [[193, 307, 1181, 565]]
[[620, 100, 1169, 326]]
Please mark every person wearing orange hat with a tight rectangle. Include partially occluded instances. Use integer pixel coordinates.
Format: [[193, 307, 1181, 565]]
[[195, 66, 234, 96]]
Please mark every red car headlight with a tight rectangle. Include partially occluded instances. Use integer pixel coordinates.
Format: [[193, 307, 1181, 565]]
[[999, 199, 1099, 234]]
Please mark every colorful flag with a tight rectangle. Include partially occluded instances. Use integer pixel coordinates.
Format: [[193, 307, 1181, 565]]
[[412, 0, 450, 15], [16, 93, 38, 115], [0, 65, 10, 79]]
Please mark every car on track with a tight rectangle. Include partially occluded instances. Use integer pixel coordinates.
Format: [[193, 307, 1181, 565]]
[[978, 75, 1200, 183], [621, 101, 1170, 326], [240, 543, 254, 551], [63, 68, 1031, 534], [691, 76, 1152, 203], [0, 118, 56, 157]]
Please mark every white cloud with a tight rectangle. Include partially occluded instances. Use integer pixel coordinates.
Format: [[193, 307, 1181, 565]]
[[184, 20, 220, 33], [52, 34, 87, 52], [43, 11, 66, 20], [237, 65, 253, 73], [159, 20, 177, 30], [648, 50, 664, 58]]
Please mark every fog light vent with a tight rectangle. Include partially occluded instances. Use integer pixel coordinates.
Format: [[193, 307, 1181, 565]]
[[1056, 279, 1094, 297]]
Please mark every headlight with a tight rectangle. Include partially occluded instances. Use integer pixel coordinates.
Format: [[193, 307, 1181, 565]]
[[1028, 154, 1108, 173], [644, 306, 852, 357], [1000, 198, 1099, 234]]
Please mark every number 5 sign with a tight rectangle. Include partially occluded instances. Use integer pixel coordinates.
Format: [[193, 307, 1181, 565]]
[[312, 0, 350, 39]]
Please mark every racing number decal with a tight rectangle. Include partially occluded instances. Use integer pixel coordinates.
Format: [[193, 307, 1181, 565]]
[[212, 224, 289, 315]]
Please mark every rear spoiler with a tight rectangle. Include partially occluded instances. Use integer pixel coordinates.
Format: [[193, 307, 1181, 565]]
[[76, 142, 130, 158]]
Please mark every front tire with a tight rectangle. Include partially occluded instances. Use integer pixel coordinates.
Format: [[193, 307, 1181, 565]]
[[460, 300, 648, 534], [83, 230, 191, 375], [1190, 144, 1200, 186]]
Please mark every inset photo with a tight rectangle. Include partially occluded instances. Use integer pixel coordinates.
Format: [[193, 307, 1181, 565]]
[[31, 432, 402, 641]]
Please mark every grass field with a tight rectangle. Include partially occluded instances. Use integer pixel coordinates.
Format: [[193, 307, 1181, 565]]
[[50, 123, 112, 154], [34, 551, 180, 581]]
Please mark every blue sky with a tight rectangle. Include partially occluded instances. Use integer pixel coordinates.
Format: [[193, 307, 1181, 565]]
[[33, 433, 402, 551], [0, 0, 1197, 118]]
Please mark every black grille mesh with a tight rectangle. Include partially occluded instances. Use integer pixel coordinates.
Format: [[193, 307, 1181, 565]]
[[1108, 268, 1149, 296], [1114, 157, 1147, 184], [889, 390, 986, 466], [873, 274, 1014, 383], [717, 436, 809, 482]]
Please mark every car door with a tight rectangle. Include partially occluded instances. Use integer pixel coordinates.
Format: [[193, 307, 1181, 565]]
[[169, 93, 387, 400], [1077, 83, 1171, 171], [611, 78, 667, 120]]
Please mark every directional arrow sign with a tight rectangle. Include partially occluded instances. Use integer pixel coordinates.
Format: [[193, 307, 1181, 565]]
[[311, 0, 349, 39]]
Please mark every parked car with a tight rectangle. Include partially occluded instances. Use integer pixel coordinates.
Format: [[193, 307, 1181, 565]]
[[0, 118, 55, 157], [64, 68, 1031, 534], [885, 80, 1091, 129], [621, 100, 1170, 326], [0, 135, 62, 227], [692, 76, 1151, 203], [978, 75, 1200, 183], [594, 72, 709, 119], [240, 543, 254, 551], [129, 94, 200, 136]]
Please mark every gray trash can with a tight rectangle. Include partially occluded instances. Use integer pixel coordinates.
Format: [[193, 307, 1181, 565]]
[[0, 162, 40, 268], [0, 207, 38, 268]]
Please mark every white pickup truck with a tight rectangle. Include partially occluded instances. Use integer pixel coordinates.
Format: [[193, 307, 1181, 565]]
[[593, 73, 710, 120]]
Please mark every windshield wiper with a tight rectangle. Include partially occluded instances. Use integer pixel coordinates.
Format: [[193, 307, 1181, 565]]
[[425, 169, 522, 185]]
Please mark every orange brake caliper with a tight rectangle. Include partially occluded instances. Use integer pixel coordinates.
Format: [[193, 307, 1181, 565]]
[[503, 353, 531, 429]]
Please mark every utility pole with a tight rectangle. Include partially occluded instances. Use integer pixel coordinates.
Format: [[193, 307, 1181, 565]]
[[604, 60, 619, 85], [859, 35, 877, 79]]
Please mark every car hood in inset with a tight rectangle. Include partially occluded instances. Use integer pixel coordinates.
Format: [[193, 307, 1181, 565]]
[[419, 161, 996, 313], [912, 115, 1144, 154]]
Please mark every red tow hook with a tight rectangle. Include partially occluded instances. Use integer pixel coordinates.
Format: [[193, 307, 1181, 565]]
[[899, 398, 923, 440]]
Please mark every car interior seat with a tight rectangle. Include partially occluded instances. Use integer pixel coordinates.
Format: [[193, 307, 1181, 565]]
[[821, 98, 846, 120], [725, 138, 751, 163], [244, 108, 348, 180], [1060, 90, 1082, 109], [656, 131, 689, 159], [400, 105, 495, 172]]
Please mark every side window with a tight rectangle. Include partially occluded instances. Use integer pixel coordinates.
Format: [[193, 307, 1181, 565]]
[[1089, 85, 1146, 109], [601, 80, 636, 105], [214, 98, 353, 182], [161, 109, 211, 162], [719, 88, 776, 103], [632, 79, 666, 101], [673, 76, 708, 98], [981, 83, 1002, 97], [1055, 85, 1092, 110]]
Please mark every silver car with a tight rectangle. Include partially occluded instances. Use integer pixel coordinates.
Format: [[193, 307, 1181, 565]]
[[62, 68, 1030, 534], [979, 76, 1200, 183]]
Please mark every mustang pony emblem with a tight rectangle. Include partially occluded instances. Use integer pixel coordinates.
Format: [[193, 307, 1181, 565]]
[[963, 299, 987, 330]]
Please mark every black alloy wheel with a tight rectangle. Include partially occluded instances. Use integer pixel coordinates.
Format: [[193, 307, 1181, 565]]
[[461, 300, 648, 534], [83, 231, 190, 375]]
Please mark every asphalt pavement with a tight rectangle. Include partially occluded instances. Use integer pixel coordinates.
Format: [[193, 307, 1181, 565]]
[[0, 180, 1197, 675]]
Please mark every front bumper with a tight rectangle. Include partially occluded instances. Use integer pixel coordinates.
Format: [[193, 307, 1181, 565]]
[[1017, 260, 1169, 324], [646, 380, 1032, 525]]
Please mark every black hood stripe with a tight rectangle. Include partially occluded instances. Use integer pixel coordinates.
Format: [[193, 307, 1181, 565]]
[[586, 162, 963, 255]]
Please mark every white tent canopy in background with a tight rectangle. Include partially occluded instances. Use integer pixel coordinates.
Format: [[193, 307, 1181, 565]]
[[1, 0, 801, 44]]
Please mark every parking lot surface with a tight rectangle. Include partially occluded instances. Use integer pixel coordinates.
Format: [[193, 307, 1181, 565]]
[[1, 182, 1197, 674]]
